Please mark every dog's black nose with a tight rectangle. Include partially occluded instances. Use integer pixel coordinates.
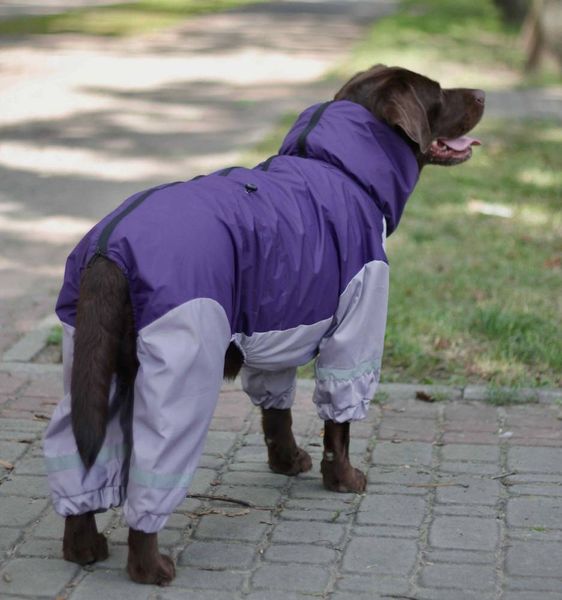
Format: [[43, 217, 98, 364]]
[[473, 90, 486, 105]]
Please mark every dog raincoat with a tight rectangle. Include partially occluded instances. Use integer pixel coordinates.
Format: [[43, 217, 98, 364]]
[[44, 100, 419, 532]]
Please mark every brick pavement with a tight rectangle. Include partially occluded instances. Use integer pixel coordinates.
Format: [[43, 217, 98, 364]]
[[1, 370, 561, 600]]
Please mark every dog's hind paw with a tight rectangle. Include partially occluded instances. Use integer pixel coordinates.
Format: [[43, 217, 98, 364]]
[[63, 513, 109, 565], [268, 446, 313, 476], [321, 459, 367, 494], [127, 553, 176, 586]]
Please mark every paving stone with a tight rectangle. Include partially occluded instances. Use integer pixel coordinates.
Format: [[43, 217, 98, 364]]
[[420, 563, 496, 591], [179, 540, 256, 569], [367, 465, 432, 494], [15, 537, 60, 558], [507, 496, 562, 529], [158, 591, 236, 600], [372, 441, 433, 466], [0, 474, 49, 497], [506, 540, 562, 577], [246, 592, 311, 600], [506, 575, 562, 592], [416, 588, 495, 600], [342, 537, 417, 575], [0, 441, 29, 463], [264, 543, 337, 564], [0, 528, 20, 555], [508, 447, 562, 473], [279, 508, 349, 523], [441, 444, 500, 462], [285, 497, 356, 512], [440, 461, 499, 476], [172, 567, 245, 590], [337, 573, 410, 594], [435, 477, 500, 505], [11, 457, 46, 475], [195, 510, 271, 542], [289, 479, 352, 499], [202, 431, 238, 456], [70, 569, 153, 600], [252, 563, 329, 593], [429, 516, 499, 550], [190, 468, 220, 494], [271, 520, 345, 545], [0, 558, 79, 597], [507, 527, 562, 543], [509, 483, 562, 496], [96, 544, 129, 569], [425, 548, 495, 565], [0, 497, 47, 527], [433, 503, 497, 518], [352, 524, 419, 539], [0, 419, 45, 433], [357, 494, 426, 526], [109, 526, 181, 547], [221, 470, 289, 487], [503, 593, 562, 600]]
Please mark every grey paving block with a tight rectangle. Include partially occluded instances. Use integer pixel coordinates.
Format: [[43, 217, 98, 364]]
[[0, 558, 79, 598], [506, 575, 562, 592], [337, 573, 410, 594], [0, 419, 45, 433], [190, 468, 220, 494], [441, 461, 499, 476], [220, 470, 289, 487], [264, 543, 336, 564], [96, 544, 128, 569], [342, 537, 417, 575], [171, 567, 245, 590], [441, 444, 500, 463], [205, 484, 282, 507], [357, 493, 426, 526], [416, 588, 495, 600], [507, 496, 562, 529], [420, 563, 496, 591], [433, 503, 497, 518], [202, 431, 238, 456], [246, 593, 310, 600], [179, 540, 256, 569], [503, 593, 562, 600], [194, 511, 270, 542], [278, 508, 348, 523], [0, 441, 29, 463], [508, 447, 562, 473], [352, 524, 419, 539], [16, 537, 61, 558], [435, 477, 500, 506], [270, 519, 345, 545], [367, 465, 432, 494], [507, 527, 562, 543], [372, 441, 433, 466], [158, 591, 235, 600], [506, 540, 562, 577], [285, 497, 356, 512], [71, 569, 153, 600], [0, 528, 20, 555], [252, 563, 329, 593], [0, 474, 49, 497], [11, 457, 46, 475], [425, 548, 495, 565], [0, 497, 47, 527], [429, 516, 499, 550]]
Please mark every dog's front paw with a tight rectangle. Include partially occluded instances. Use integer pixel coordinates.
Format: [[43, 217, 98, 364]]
[[127, 552, 176, 586], [321, 458, 367, 493]]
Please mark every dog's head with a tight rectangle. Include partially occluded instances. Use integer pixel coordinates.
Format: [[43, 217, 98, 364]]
[[334, 65, 485, 168]]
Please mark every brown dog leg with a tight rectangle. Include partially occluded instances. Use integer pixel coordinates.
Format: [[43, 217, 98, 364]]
[[262, 408, 312, 475], [127, 529, 176, 586], [63, 512, 109, 565], [321, 420, 366, 493]]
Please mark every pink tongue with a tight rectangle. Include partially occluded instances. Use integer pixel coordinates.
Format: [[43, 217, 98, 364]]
[[441, 136, 481, 151]]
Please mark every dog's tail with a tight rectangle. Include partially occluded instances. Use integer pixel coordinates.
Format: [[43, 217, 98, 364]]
[[71, 255, 135, 469]]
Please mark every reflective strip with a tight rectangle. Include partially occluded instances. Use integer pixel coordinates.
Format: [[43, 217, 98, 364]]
[[130, 466, 194, 490], [45, 443, 128, 473], [315, 357, 381, 382]]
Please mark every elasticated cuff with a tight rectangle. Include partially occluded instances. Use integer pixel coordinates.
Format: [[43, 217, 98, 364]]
[[52, 485, 125, 517]]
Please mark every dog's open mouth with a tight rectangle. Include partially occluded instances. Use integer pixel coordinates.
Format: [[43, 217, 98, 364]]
[[429, 136, 481, 164]]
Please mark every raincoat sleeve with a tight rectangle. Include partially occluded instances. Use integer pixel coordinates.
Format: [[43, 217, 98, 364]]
[[312, 260, 389, 422], [241, 365, 297, 410]]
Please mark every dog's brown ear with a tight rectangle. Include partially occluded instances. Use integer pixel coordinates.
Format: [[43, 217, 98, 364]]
[[334, 64, 388, 101], [380, 82, 432, 153]]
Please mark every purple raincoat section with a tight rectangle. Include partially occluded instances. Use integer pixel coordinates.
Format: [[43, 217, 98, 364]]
[[56, 100, 418, 334]]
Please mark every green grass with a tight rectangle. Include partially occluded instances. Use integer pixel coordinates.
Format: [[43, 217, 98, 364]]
[[0, 0, 265, 37], [334, 0, 560, 89]]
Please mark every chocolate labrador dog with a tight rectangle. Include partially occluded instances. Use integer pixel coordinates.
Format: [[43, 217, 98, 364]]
[[45, 65, 484, 585]]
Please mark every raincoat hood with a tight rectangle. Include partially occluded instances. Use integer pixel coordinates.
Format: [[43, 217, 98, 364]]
[[279, 100, 419, 234]]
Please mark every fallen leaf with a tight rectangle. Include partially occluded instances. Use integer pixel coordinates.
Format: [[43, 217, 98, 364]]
[[415, 390, 436, 403], [0, 460, 14, 470]]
